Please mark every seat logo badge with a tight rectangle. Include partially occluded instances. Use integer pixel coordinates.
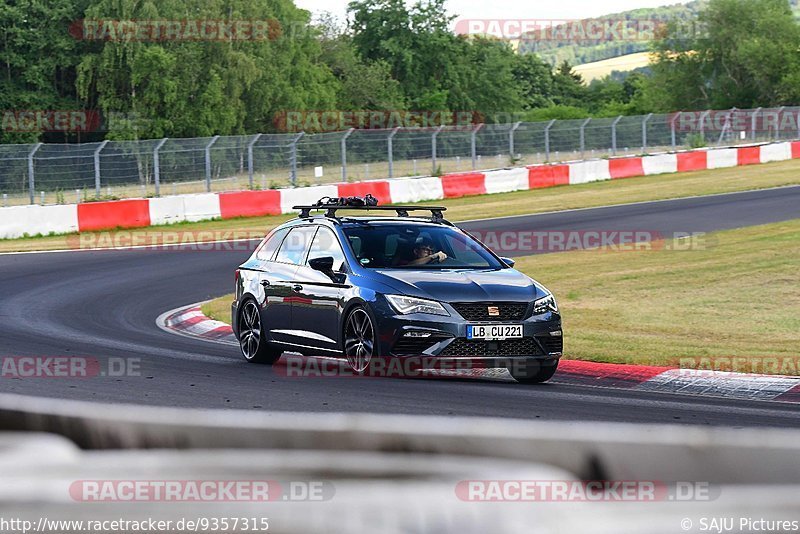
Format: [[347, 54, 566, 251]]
[[487, 306, 500, 316]]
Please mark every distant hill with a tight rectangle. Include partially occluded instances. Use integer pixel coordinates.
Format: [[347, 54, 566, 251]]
[[572, 52, 652, 83], [519, 0, 800, 67]]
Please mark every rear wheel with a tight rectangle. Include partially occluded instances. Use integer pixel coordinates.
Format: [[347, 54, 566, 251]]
[[238, 299, 282, 364], [508, 359, 558, 384], [343, 307, 375, 373]]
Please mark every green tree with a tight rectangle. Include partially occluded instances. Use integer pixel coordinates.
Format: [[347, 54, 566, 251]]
[[647, 0, 800, 110], [348, 0, 523, 114], [551, 61, 588, 107], [0, 0, 90, 143], [512, 53, 555, 110], [317, 20, 406, 110], [77, 0, 338, 139]]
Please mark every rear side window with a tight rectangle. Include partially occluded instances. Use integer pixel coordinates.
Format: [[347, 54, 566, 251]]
[[255, 228, 289, 261], [274, 226, 317, 265]]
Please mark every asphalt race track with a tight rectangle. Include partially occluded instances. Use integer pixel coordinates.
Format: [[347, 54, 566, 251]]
[[1, 186, 799, 427]]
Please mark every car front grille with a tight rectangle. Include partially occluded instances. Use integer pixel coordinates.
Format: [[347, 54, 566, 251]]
[[450, 302, 529, 322], [438, 337, 543, 358], [535, 334, 563, 354], [391, 334, 453, 356]]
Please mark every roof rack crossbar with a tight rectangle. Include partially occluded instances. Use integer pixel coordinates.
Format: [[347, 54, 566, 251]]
[[293, 205, 447, 221]]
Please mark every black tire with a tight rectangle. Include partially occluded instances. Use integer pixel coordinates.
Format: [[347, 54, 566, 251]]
[[237, 298, 282, 364], [508, 359, 558, 384], [343, 305, 376, 373]]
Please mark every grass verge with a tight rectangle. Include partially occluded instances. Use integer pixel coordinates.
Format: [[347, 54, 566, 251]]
[[2, 158, 799, 253], [202, 220, 800, 374]]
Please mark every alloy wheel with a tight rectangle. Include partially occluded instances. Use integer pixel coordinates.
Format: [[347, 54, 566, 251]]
[[239, 300, 262, 360], [344, 308, 375, 372]]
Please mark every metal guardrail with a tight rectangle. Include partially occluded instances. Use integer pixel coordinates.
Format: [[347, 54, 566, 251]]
[[1, 392, 800, 483], [1, 107, 799, 207]]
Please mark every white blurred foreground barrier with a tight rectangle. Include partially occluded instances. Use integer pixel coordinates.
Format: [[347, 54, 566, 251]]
[[0, 393, 799, 533]]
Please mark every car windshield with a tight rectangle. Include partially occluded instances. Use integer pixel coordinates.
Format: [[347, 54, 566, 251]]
[[342, 223, 504, 269]]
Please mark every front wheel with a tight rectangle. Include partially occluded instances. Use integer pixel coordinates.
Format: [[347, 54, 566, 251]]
[[508, 359, 558, 384], [238, 299, 282, 364], [343, 306, 375, 373]]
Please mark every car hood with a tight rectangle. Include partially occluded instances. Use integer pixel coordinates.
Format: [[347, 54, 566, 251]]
[[370, 268, 545, 303]]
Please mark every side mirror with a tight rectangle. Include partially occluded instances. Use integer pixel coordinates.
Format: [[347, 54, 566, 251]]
[[500, 256, 516, 268], [309, 256, 335, 272]]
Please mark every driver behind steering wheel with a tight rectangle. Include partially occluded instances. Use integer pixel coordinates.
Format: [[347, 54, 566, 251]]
[[402, 236, 447, 265]]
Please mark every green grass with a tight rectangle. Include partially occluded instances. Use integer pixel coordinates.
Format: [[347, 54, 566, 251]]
[[202, 297, 233, 326], [516, 220, 800, 372], [202, 220, 800, 374], [2, 157, 799, 253]]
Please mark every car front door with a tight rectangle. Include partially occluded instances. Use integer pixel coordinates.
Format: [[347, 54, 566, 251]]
[[290, 227, 350, 354]]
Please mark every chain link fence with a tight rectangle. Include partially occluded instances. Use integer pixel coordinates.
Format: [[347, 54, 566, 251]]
[[1, 106, 799, 206]]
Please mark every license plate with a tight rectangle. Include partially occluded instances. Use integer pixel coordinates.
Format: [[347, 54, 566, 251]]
[[467, 324, 523, 340]]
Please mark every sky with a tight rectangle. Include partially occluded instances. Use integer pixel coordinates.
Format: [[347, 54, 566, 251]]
[[293, 0, 690, 25]]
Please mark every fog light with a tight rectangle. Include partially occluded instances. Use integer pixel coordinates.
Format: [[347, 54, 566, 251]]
[[403, 331, 432, 338], [549, 330, 562, 336]]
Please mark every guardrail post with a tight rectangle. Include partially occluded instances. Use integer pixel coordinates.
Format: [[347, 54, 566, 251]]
[[544, 119, 556, 162], [797, 108, 800, 140], [579, 118, 591, 158], [509, 121, 521, 159], [247, 133, 262, 189], [93, 140, 109, 198], [204, 136, 220, 192], [341, 128, 354, 182], [152, 138, 168, 197], [641, 113, 653, 152], [289, 132, 304, 186], [611, 115, 623, 156], [670, 112, 679, 150], [751, 107, 761, 141], [718, 108, 735, 145], [431, 125, 445, 175], [775, 106, 785, 140], [471, 123, 484, 170], [27, 143, 42, 205], [387, 127, 400, 178], [699, 110, 711, 143]]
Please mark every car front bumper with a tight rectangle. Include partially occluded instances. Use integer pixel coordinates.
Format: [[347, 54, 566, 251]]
[[372, 299, 563, 365]]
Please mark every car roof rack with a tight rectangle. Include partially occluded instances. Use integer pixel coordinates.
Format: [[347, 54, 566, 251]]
[[294, 204, 447, 221]]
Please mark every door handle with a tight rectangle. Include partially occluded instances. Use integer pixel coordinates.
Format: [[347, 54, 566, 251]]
[[292, 284, 303, 292]]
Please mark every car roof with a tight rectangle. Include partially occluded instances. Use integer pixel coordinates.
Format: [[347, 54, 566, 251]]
[[283, 216, 451, 227]]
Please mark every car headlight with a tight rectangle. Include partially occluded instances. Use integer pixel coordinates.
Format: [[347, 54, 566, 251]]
[[386, 295, 449, 316], [532, 293, 558, 315]]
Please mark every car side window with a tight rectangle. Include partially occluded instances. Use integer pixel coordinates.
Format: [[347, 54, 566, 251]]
[[306, 227, 347, 272], [274, 226, 316, 265], [255, 228, 289, 262]]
